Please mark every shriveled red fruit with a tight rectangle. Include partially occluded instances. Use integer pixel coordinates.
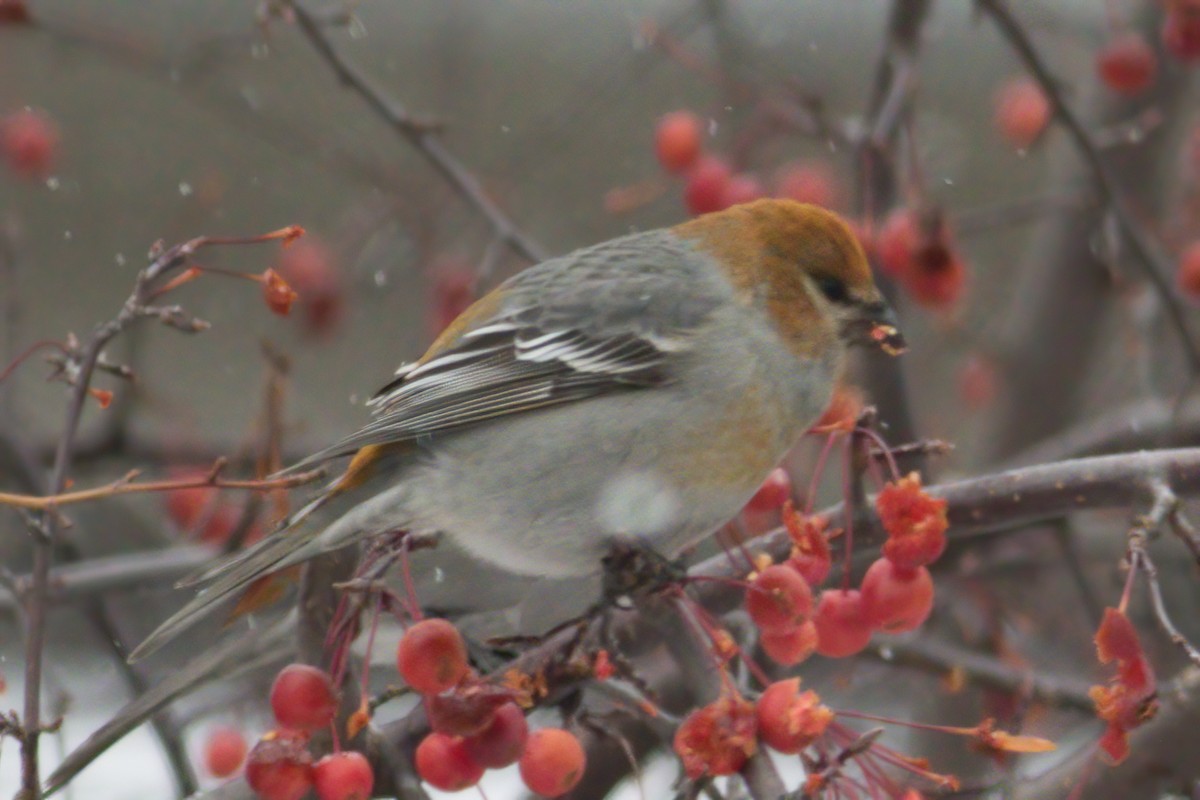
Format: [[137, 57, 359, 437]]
[[746, 564, 813, 633], [275, 238, 343, 337], [1097, 33, 1157, 95], [1178, 240, 1200, 299], [673, 694, 757, 779], [425, 681, 512, 737], [906, 243, 966, 310], [683, 155, 732, 216], [755, 678, 834, 754], [270, 664, 337, 732], [720, 173, 765, 208], [1, 109, 58, 179], [1164, 4, 1200, 62], [859, 558, 934, 633], [745, 467, 791, 512], [519, 728, 587, 798], [877, 472, 948, 570], [415, 732, 484, 792], [993, 77, 1051, 148], [202, 725, 247, 778], [313, 751, 373, 800], [876, 208, 917, 278], [245, 729, 314, 800], [655, 110, 703, 174], [774, 160, 840, 209], [813, 589, 873, 658], [464, 702, 528, 769], [397, 618, 469, 695], [760, 619, 819, 666], [261, 269, 298, 316]]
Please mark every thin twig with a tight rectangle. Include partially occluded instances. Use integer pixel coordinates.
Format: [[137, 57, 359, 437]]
[[0, 461, 325, 511], [286, 2, 547, 264]]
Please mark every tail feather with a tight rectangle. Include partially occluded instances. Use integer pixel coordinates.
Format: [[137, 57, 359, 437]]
[[130, 492, 341, 663]]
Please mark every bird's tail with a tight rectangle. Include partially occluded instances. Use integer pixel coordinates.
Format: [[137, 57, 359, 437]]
[[129, 485, 351, 663]]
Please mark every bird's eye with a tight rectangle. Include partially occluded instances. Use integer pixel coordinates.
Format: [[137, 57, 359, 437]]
[[816, 275, 849, 304]]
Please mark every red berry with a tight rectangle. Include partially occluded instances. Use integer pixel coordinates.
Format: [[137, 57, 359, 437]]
[[672, 696, 757, 779], [760, 619, 819, 666], [774, 160, 841, 209], [245, 729, 314, 800], [683, 156, 732, 216], [813, 589, 873, 658], [876, 209, 917, 278], [1097, 33, 1157, 95], [397, 618, 469, 695], [275, 239, 343, 338], [464, 702, 528, 769], [755, 678, 834, 754], [784, 510, 833, 588], [957, 353, 999, 410], [993, 78, 1051, 148], [1178, 240, 1200, 299], [1164, 4, 1200, 62], [719, 173, 765, 208], [0, 0, 30, 24], [906, 248, 966, 310], [415, 732, 484, 792], [745, 467, 791, 512], [313, 751, 373, 800], [877, 472, 948, 570], [811, 384, 864, 434], [269, 664, 338, 732], [860, 558, 934, 633], [1, 109, 58, 180], [654, 110, 703, 174], [745, 565, 813, 633], [164, 471, 214, 530], [520, 729, 587, 798], [202, 726, 247, 778]]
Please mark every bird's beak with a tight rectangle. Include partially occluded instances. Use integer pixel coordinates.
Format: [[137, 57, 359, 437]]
[[848, 301, 906, 356]]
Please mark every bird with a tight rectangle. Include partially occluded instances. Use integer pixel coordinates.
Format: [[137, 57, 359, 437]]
[[131, 199, 904, 661]]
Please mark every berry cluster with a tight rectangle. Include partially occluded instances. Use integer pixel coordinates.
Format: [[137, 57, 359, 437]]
[[400, 619, 586, 797], [871, 207, 966, 311], [673, 679, 833, 778], [744, 470, 947, 663], [652, 110, 842, 218], [244, 664, 372, 800]]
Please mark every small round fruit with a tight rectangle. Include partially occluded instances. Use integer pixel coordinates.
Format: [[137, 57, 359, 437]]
[[270, 664, 338, 732], [993, 78, 1051, 148], [202, 725, 247, 778], [683, 156, 732, 216], [813, 589, 873, 658], [1178, 240, 1200, 300], [397, 618, 469, 695], [719, 173, 765, 208], [774, 160, 840, 209], [655, 110, 703, 174], [415, 732, 484, 792], [1164, 5, 1200, 62], [1097, 33, 1157, 95], [245, 729, 314, 800], [860, 558, 934, 633], [464, 702, 529, 769], [1, 108, 58, 179], [313, 751, 373, 800], [760, 619, 819, 666], [745, 467, 791, 512], [519, 728, 587, 798], [745, 565, 813, 634], [876, 208, 917, 278], [755, 678, 834, 754]]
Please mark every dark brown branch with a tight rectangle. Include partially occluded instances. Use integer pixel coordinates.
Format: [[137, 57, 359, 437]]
[[286, 1, 548, 264]]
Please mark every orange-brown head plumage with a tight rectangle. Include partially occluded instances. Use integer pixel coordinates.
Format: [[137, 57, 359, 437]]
[[673, 199, 900, 360]]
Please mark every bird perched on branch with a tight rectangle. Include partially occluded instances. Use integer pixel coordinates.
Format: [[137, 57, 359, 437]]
[[132, 199, 904, 661]]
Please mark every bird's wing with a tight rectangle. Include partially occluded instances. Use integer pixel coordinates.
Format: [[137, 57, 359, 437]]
[[283, 232, 724, 472]]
